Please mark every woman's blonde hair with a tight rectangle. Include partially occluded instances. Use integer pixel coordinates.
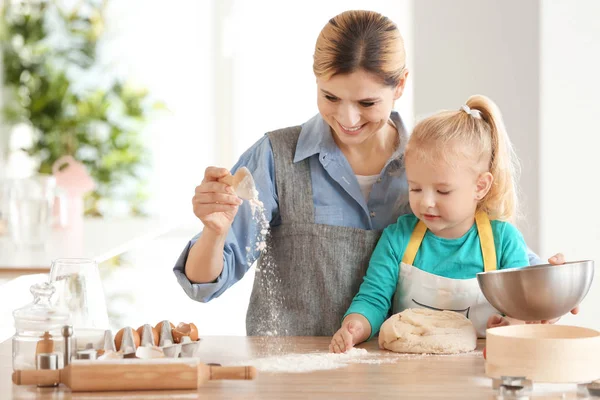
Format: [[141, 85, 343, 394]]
[[405, 95, 520, 222], [313, 10, 406, 87]]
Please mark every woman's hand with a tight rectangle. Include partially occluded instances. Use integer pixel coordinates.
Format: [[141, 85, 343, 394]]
[[192, 167, 243, 235], [329, 318, 366, 354], [544, 253, 580, 323]]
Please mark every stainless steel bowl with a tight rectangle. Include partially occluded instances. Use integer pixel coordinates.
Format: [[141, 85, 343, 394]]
[[477, 260, 594, 321]]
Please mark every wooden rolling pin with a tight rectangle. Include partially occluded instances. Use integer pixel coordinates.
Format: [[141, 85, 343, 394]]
[[12, 359, 256, 392]]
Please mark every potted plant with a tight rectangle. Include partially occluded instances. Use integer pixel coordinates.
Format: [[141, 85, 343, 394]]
[[0, 0, 165, 216]]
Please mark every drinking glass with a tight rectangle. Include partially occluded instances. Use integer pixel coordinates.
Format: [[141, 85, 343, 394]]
[[6, 175, 56, 247], [49, 258, 110, 350]]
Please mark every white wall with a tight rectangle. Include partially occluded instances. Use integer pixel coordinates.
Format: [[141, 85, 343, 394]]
[[100, 0, 216, 223], [540, 0, 600, 329], [413, 0, 541, 251]]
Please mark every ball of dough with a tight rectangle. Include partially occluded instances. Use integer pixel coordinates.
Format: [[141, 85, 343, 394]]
[[379, 308, 477, 354]]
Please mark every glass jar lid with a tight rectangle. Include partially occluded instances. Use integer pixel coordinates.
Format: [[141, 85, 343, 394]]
[[13, 282, 70, 332]]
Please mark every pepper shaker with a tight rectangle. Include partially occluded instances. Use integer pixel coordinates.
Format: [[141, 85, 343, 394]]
[[35, 353, 59, 387], [62, 325, 73, 367]]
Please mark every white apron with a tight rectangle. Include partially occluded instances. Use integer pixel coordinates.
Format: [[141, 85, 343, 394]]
[[392, 212, 499, 337]]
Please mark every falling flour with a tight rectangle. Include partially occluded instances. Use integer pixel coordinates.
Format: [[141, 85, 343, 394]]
[[227, 348, 484, 373], [243, 179, 285, 337], [245, 186, 269, 258]]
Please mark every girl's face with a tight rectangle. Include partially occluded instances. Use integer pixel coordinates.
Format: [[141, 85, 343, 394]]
[[405, 152, 493, 239], [316, 69, 406, 149]]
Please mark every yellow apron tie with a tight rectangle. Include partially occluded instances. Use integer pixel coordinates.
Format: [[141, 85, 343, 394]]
[[401, 211, 497, 272], [402, 220, 427, 265], [475, 211, 497, 272]]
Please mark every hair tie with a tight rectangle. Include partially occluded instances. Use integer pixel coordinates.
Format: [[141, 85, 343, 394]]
[[461, 104, 482, 119]]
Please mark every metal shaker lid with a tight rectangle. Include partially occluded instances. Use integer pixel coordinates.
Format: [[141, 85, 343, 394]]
[[36, 353, 58, 370], [76, 349, 97, 360]]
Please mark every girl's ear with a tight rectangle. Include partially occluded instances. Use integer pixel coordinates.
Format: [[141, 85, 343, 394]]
[[476, 172, 494, 200], [394, 69, 409, 100]]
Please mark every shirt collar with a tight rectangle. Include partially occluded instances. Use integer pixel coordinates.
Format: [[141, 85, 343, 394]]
[[293, 111, 408, 163]]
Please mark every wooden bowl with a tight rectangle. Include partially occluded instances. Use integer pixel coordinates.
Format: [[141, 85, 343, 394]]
[[486, 324, 600, 383]]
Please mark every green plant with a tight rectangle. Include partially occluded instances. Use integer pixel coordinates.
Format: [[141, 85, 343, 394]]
[[0, 0, 164, 216]]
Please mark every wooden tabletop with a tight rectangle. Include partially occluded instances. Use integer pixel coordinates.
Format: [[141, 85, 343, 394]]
[[1, 336, 586, 399]]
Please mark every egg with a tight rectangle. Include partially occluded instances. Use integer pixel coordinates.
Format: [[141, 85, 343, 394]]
[[114, 327, 141, 352], [136, 325, 159, 346], [172, 322, 199, 343]]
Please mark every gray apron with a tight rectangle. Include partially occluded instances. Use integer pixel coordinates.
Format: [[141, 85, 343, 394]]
[[246, 127, 382, 336]]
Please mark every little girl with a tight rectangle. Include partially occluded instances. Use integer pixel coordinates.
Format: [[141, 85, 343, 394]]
[[330, 95, 529, 353]]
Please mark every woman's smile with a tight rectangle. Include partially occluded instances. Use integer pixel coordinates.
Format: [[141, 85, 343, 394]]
[[337, 120, 367, 136]]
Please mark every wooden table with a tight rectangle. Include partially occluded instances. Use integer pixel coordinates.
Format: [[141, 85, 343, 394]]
[[0, 336, 585, 399]]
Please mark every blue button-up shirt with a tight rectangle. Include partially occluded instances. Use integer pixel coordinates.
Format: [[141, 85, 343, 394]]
[[173, 112, 542, 303]]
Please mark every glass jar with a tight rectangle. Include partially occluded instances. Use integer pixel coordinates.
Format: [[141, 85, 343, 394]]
[[12, 282, 70, 370]]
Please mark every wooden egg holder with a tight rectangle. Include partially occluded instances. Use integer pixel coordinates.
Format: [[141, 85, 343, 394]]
[[486, 324, 600, 398]]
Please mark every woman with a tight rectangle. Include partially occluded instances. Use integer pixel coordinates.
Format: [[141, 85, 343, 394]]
[[173, 10, 571, 336]]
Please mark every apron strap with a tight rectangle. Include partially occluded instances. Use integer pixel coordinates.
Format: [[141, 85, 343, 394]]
[[268, 127, 314, 223], [475, 211, 497, 272], [401, 220, 427, 265], [401, 211, 497, 271]]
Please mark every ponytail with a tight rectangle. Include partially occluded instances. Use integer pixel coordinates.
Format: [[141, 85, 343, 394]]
[[465, 95, 520, 222]]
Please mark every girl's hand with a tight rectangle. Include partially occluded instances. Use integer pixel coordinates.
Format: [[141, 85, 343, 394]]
[[192, 167, 243, 235], [329, 319, 365, 354]]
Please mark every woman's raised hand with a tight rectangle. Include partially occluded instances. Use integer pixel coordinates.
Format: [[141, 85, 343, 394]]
[[192, 167, 244, 235]]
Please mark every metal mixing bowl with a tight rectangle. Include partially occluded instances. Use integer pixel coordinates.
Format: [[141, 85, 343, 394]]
[[477, 260, 594, 321]]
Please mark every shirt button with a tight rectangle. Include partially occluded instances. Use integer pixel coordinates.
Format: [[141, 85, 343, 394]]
[[370, 211, 376, 218], [377, 177, 382, 183]]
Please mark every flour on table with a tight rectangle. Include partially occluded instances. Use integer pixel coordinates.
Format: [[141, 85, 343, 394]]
[[228, 348, 372, 373], [227, 346, 482, 373]]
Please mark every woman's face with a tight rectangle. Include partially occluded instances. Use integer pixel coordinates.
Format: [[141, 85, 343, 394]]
[[316, 69, 406, 148]]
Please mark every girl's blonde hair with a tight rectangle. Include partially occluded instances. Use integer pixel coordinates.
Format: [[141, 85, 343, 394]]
[[405, 95, 520, 222], [313, 10, 406, 87]]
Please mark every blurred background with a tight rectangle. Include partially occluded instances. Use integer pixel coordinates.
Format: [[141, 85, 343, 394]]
[[0, 0, 598, 339]]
